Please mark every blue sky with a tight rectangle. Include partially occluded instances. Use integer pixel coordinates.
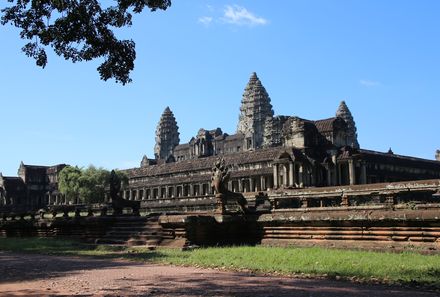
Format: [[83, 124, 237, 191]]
[[0, 1, 439, 176]]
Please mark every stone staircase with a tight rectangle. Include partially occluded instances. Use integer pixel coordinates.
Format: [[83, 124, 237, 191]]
[[96, 215, 173, 248]]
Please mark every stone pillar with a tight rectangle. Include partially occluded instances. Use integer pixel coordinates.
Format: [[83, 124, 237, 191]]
[[250, 178, 254, 192], [348, 160, 356, 185], [129, 190, 133, 200], [326, 167, 332, 186], [337, 164, 342, 185], [341, 195, 349, 207], [238, 179, 243, 192], [298, 164, 304, 188], [283, 165, 288, 187], [189, 184, 194, 196], [228, 181, 233, 191], [260, 176, 266, 191], [360, 162, 367, 184], [273, 164, 278, 189], [288, 163, 294, 187]]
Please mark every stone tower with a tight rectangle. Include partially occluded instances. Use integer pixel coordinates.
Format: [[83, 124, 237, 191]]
[[336, 101, 359, 149], [436, 150, 440, 161], [154, 107, 180, 160], [237, 72, 274, 150]]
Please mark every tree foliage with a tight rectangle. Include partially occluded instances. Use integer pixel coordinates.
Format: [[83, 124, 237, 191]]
[[58, 165, 82, 204], [1, 0, 171, 84], [58, 165, 127, 204]]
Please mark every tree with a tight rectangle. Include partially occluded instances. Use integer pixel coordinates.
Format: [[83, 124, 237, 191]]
[[79, 165, 110, 204], [58, 165, 127, 204], [58, 165, 82, 204], [1, 0, 172, 85]]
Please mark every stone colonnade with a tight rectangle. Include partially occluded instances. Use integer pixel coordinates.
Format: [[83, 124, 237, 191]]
[[124, 174, 275, 201]]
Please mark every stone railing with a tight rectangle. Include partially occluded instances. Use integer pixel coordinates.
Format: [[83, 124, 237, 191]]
[[268, 179, 440, 210]]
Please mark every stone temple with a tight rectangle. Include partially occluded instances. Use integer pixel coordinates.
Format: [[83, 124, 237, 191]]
[[1, 72, 440, 208], [1, 72, 440, 251], [121, 72, 440, 201]]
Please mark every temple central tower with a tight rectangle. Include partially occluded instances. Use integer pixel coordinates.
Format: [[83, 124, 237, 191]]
[[154, 107, 180, 160], [237, 72, 274, 150]]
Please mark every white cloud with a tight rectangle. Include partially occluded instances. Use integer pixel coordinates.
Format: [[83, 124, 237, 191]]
[[206, 4, 214, 12], [198, 16, 213, 26], [360, 79, 381, 87], [221, 5, 268, 26]]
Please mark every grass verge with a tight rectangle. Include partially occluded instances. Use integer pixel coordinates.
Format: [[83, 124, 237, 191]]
[[0, 237, 439, 288]]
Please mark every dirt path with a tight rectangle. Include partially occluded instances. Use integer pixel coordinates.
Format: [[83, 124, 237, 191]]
[[0, 251, 437, 297]]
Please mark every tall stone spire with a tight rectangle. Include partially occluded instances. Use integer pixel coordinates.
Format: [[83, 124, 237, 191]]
[[237, 72, 274, 149], [336, 101, 359, 149], [154, 107, 180, 160]]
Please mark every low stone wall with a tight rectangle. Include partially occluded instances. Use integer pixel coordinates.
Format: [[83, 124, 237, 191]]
[[0, 206, 117, 243]]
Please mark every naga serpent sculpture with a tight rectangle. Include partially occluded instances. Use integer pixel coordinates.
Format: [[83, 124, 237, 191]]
[[109, 170, 140, 216], [211, 157, 247, 213]]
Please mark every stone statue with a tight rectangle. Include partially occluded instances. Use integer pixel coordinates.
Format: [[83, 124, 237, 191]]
[[211, 158, 247, 214], [211, 158, 230, 195], [109, 170, 140, 216]]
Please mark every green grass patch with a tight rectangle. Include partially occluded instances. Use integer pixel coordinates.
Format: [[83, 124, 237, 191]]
[[1, 238, 440, 288]]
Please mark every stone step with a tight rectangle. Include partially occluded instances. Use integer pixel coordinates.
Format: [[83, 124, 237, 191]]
[[107, 230, 162, 237], [127, 239, 161, 247], [110, 226, 162, 232], [95, 238, 127, 245]]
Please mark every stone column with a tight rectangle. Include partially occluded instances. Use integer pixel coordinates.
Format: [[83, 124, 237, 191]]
[[273, 164, 278, 189], [260, 176, 266, 191], [250, 178, 255, 192], [337, 164, 342, 185], [360, 162, 367, 184], [341, 195, 349, 207], [298, 164, 304, 188], [238, 179, 243, 192], [348, 160, 356, 185], [326, 167, 332, 186], [288, 163, 294, 187], [283, 165, 288, 187], [129, 190, 133, 200], [189, 184, 194, 196], [228, 181, 233, 192]]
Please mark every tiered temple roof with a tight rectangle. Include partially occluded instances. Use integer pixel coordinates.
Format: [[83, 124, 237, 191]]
[[154, 107, 180, 160], [336, 100, 359, 148]]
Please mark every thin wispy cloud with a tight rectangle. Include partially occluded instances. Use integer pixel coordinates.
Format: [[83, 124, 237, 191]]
[[198, 16, 213, 26], [206, 4, 214, 12], [198, 5, 268, 27], [360, 79, 381, 87], [222, 5, 268, 26]]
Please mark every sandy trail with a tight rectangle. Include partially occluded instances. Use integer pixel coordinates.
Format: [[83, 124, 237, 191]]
[[0, 251, 436, 297]]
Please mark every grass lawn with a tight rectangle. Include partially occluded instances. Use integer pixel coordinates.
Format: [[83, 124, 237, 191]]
[[0, 237, 439, 288]]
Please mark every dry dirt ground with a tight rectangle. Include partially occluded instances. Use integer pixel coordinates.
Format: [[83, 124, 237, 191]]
[[0, 251, 437, 297]]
